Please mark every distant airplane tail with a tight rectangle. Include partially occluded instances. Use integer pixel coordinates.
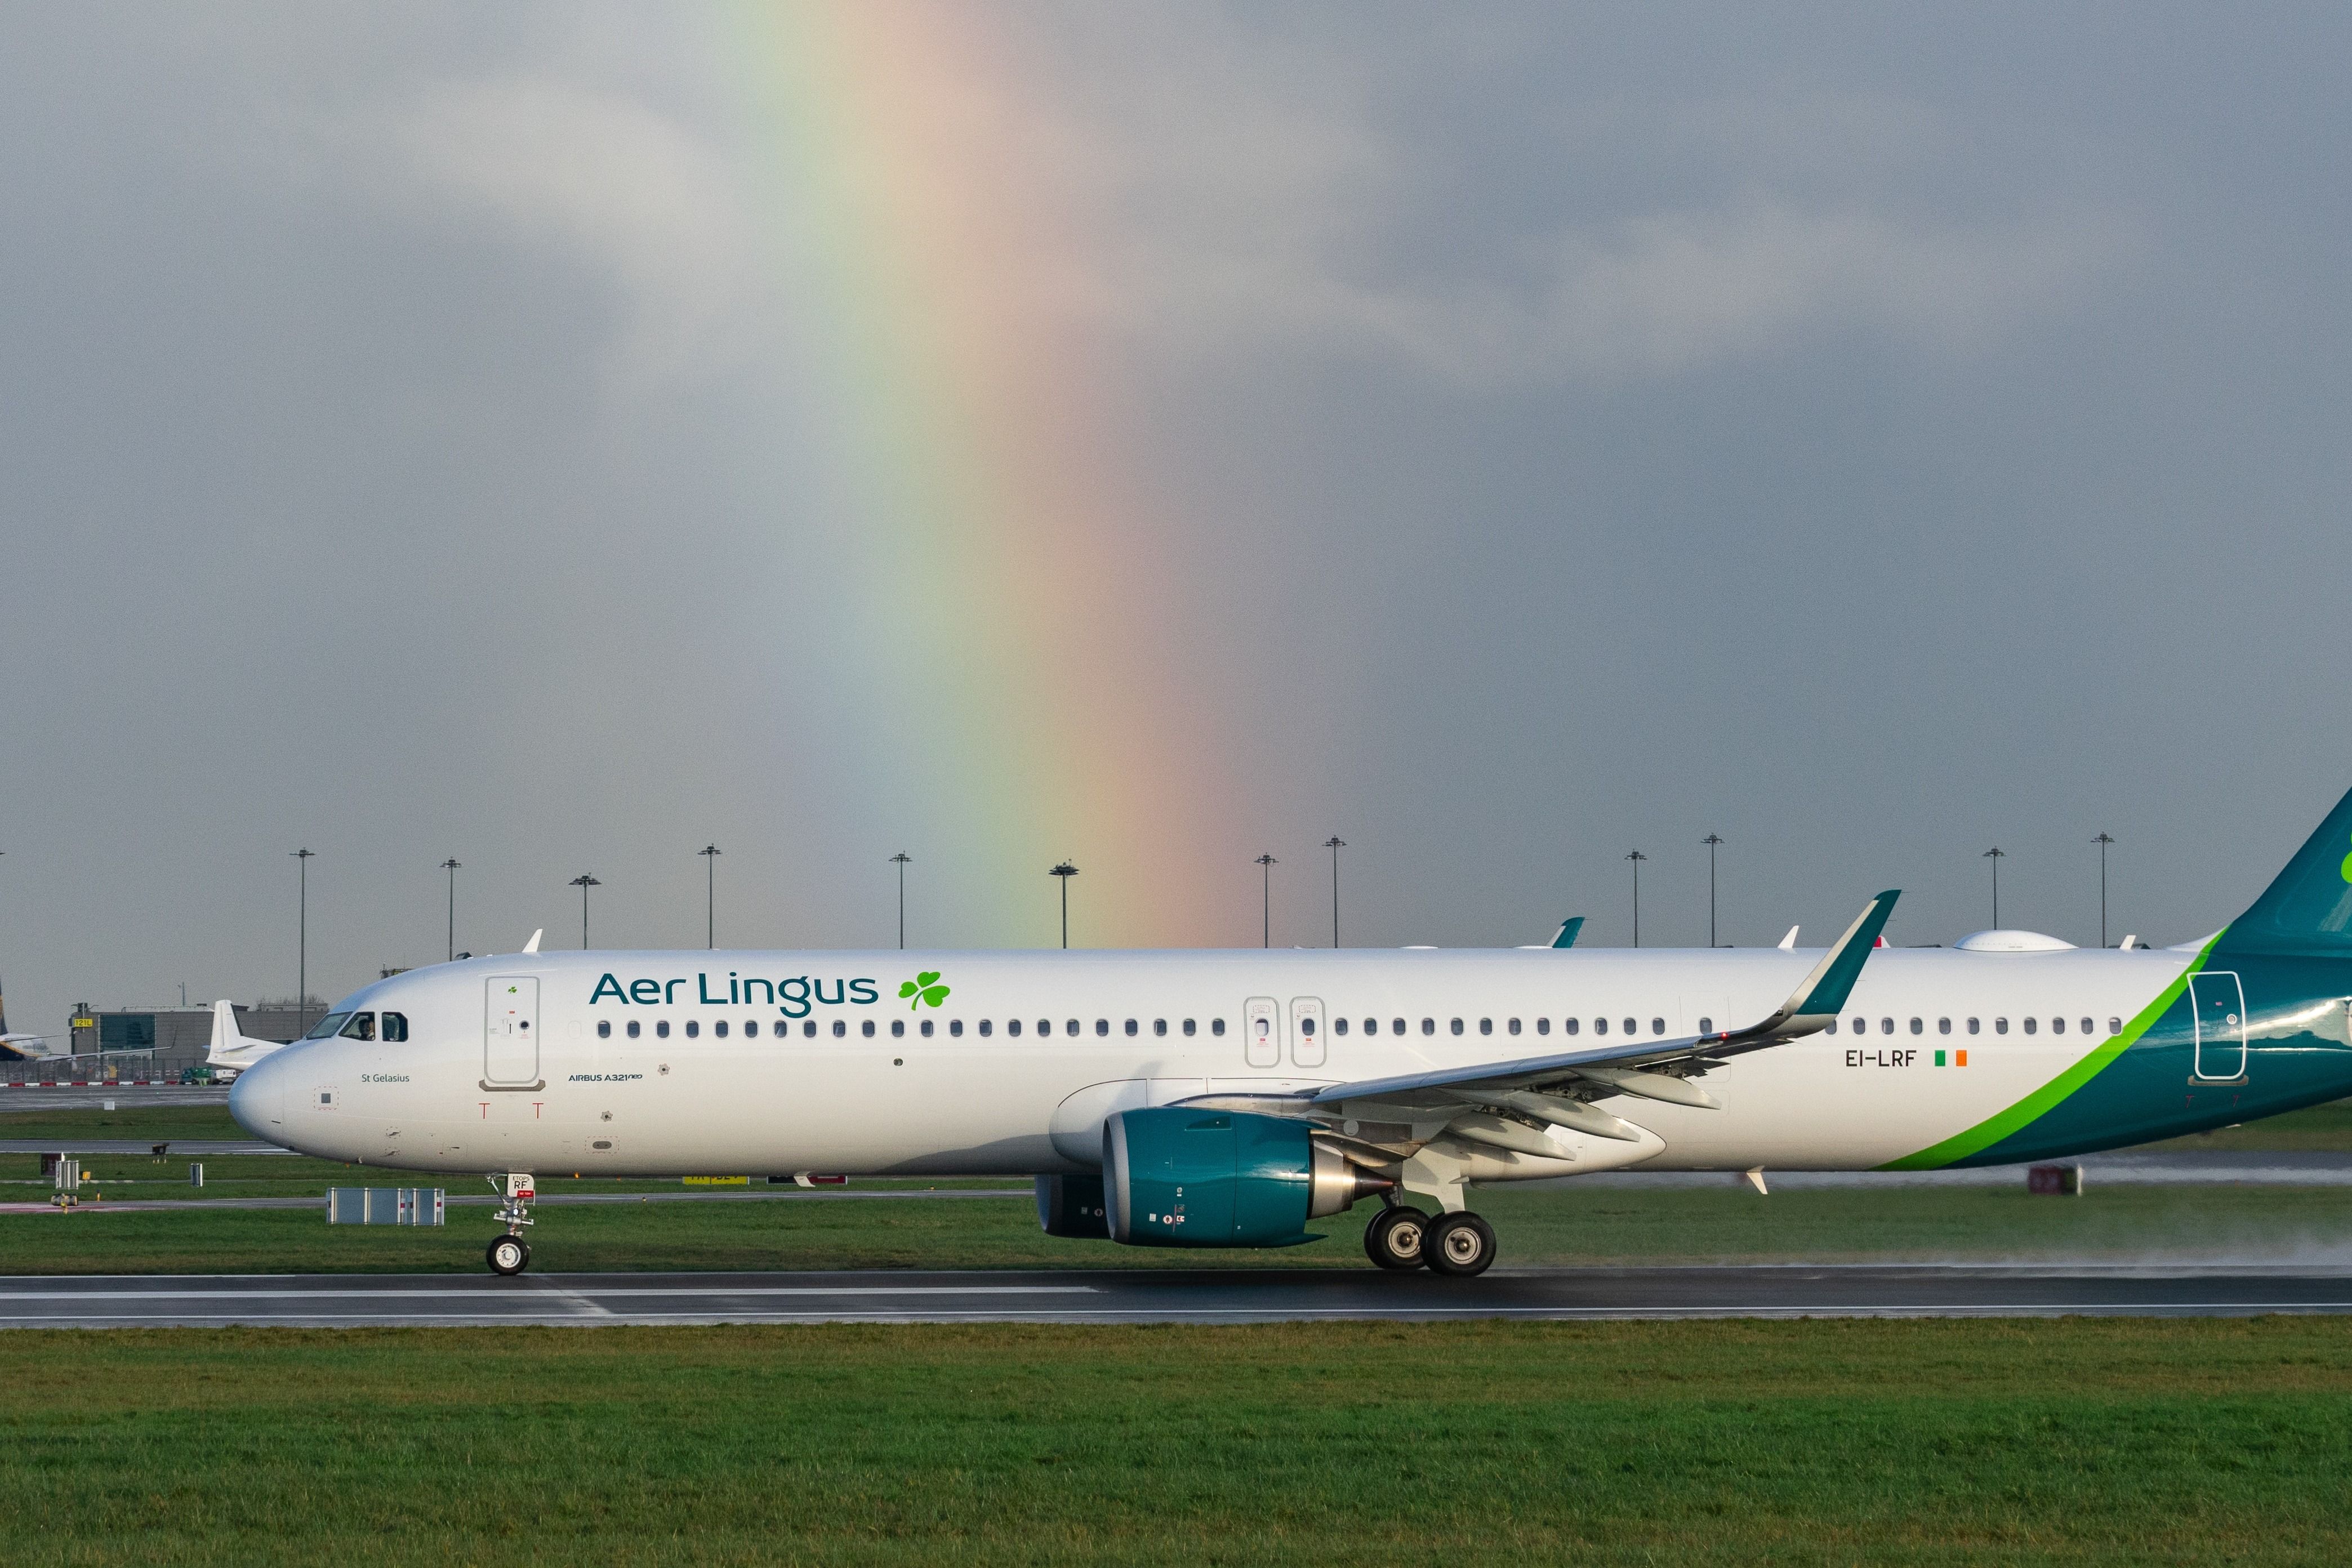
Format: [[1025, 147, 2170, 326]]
[[207, 1000, 291, 1070]]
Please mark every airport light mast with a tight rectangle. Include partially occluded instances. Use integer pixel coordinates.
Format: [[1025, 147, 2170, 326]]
[[1049, 861, 1079, 950], [292, 848, 315, 1034], [1626, 849, 1647, 947], [569, 874, 600, 950], [698, 844, 720, 949], [1255, 853, 1277, 948], [1702, 833, 1724, 947], [2092, 832, 2115, 947], [1983, 847, 2006, 929], [1324, 836, 1345, 947], [890, 852, 911, 950], [440, 858, 461, 963]]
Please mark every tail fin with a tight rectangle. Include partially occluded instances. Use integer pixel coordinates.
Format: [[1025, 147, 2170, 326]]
[[1550, 916, 1584, 950], [208, 1000, 289, 1069], [2212, 785, 2352, 957]]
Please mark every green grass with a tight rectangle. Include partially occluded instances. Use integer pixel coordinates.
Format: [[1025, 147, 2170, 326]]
[[2, 1318, 2349, 1566], [7, 1178, 2352, 1276]]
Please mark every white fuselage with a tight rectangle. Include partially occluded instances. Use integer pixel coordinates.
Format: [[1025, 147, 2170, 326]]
[[229, 944, 2205, 1178]]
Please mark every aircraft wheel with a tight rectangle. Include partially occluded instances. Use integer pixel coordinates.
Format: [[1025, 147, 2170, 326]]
[[487, 1235, 531, 1276], [1365, 1206, 1430, 1271], [1425, 1211, 1496, 1278]]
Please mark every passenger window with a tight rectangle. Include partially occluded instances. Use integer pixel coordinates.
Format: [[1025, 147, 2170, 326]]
[[2051, 1017, 2065, 1035], [2023, 1017, 2038, 1035], [1850, 1017, 1864, 1034], [1650, 1018, 1664, 1035], [743, 1020, 760, 1038], [862, 1021, 876, 1038], [1478, 1018, 1492, 1036], [1538, 1017, 1552, 1035], [1124, 1019, 1137, 1036], [713, 1021, 727, 1039], [1699, 1017, 1713, 1035], [921, 1020, 933, 1038], [1624, 1018, 1638, 1035], [891, 1020, 905, 1038], [1335, 1018, 1349, 1036], [803, 1021, 817, 1037], [1909, 1018, 1923, 1035], [1183, 1019, 1196, 1036], [1594, 1018, 1607, 1035], [1302, 1018, 1316, 1036], [1153, 1019, 1166, 1036], [1005, 1019, 1019, 1037], [1255, 1017, 1271, 1040], [1508, 1018, 1521, 1036], [340, 1013, 375, 1041], [1066, 1020, 1079, 1036], [1364, 1019, 1377, 1036], [627, 1021, 641, 1039], [1937, 1018, 1950, 1035], [657, 1021, 671, 1039], [1211, 1018, 1226, 1036], [1994, 1017, 2008, 1035], [1095, 1019, 1109, 1036], [382, 1013, 408, 1042], [1422, 1018, 1436, 1036], [948, 1019, 961, 1037], [1449, 1019, 1463, 1036], [597, 1019, 611, 1040], [1825, 1019, 1838, 1035], [831, 1021, 845, 1038], [1392, 1018, 1406, 1035], [1879, 1018, 1893, 1035], [685, 1021, 700, 1039], [1967, 1018, 1979, 1035], [978, 1020, 991, 1037], [2081, 1017, 2094, 1035], [2107, 1017, 2121, 1035]]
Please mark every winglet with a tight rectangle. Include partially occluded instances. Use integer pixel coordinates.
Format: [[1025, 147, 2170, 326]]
[[523, 928, 543, 955], [1714, 890, 1899, 1045], [1550, 916, 1584, 950]]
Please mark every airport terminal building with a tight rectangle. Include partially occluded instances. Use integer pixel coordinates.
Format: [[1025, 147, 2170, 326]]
[[0, 1003, 317, 1083]]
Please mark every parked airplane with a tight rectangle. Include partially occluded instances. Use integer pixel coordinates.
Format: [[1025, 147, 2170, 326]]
[[0, 975, 52, 1061], [231, 786, 2352, 1277]]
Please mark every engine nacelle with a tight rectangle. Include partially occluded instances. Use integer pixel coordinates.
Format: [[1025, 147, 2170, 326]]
[[1102, 1108, 1389, 1248], [1035, 1173, 1109, 1238]]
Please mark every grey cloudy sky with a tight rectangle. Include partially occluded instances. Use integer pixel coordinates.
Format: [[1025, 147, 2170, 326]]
[[5, 3, 2350, 1037]]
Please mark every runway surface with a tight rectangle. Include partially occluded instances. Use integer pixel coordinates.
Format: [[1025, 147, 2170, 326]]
[[3, 1264, 2349, 1327]]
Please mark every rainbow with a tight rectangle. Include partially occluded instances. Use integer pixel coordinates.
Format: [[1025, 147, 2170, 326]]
[[729, 3, 1244, 948]]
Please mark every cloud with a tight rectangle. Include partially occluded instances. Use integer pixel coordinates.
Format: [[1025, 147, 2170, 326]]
[[380, 75, 755, 381]]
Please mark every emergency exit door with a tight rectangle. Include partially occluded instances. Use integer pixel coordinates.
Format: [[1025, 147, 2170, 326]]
[[2190, 971, 2247, 1081], [484, 976, 541, 1085], [1244, 996, 1280, 1068]]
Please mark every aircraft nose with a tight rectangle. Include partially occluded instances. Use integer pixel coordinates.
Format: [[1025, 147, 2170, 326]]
[[228, 1052, 288, 1140]]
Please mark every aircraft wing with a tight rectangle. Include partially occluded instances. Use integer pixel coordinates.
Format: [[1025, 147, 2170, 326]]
[[1304, 889, 1899, 1117]]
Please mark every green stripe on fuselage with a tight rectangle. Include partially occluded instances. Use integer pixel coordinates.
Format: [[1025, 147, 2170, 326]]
[[1877, 935, 2218, 1171]]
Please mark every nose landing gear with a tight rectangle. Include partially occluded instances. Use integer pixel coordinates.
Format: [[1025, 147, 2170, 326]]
[[485, 1173, 534, 1276]]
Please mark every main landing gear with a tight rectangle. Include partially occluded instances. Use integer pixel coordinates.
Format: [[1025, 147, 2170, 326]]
[[485, 1173, 535, 1276], [1364, 1201, 1497, 1277]]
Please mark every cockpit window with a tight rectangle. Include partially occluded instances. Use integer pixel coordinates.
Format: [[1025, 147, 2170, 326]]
[[305, 1012, 352, 1040], [339, 1013, 376, 1041], [381, 1012, 408, 1043]]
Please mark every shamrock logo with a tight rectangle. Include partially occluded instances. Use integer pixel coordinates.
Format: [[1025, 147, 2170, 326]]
[[899, 971, 950, 1010]]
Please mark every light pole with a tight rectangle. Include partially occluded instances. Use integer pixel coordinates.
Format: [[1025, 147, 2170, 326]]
[[1626, 849, 1647, 947], [292, 848, 315, 1033], [697, 844, 720, 948], [890, 852, 911, 949], [440, 858, 461, 963], [1324, 837, 1345, 947], [1701, 834, 1724, 947], [570, 874, 600, 949], [1049, 861, 1079, 949], [1255, 854, 1277, 948], [1983, 847, 2006, 929], [2093, 832, 2115, 948]]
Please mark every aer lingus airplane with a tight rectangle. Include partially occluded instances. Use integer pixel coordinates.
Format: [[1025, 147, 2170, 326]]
[[230, 786, 2352, 1277]]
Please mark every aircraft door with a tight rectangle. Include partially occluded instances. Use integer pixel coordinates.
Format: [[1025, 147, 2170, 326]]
[[484, 976, 541, 1085], [1244, 996, 1281, 1068], [1289, 997, 1326, 1068], [2190, 972, 2247, 1080]]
